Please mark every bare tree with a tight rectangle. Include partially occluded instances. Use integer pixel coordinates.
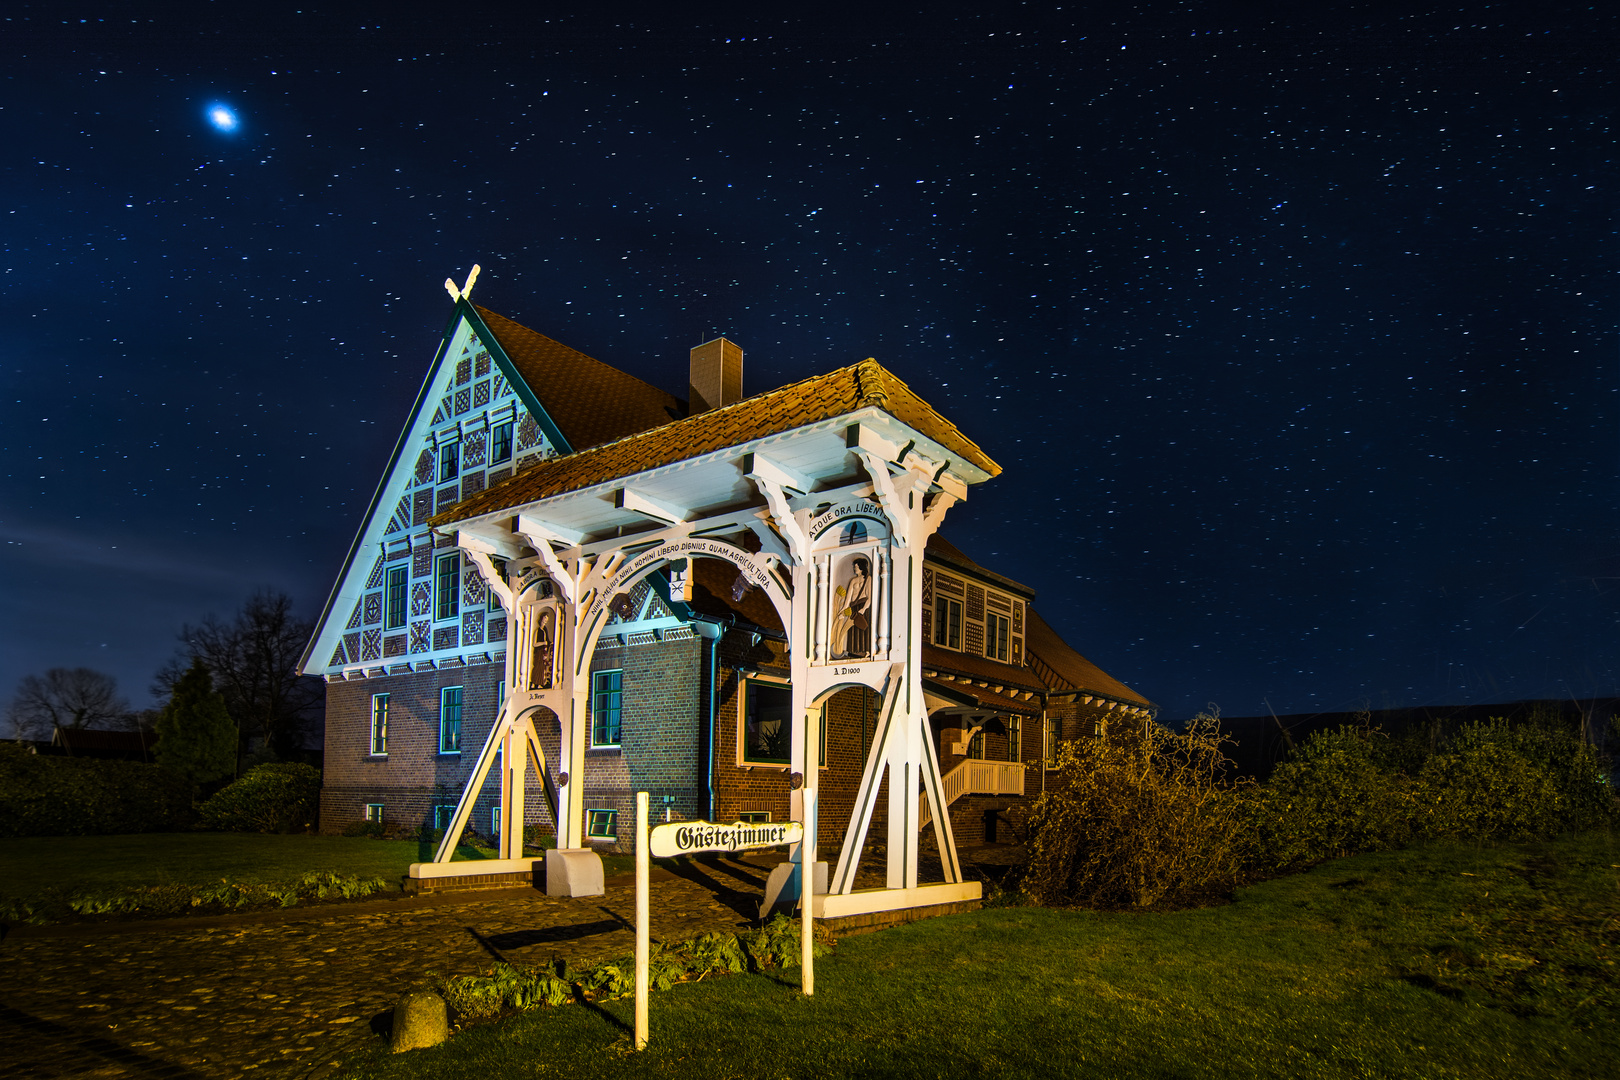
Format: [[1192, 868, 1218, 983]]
[[160, 590, 325, 767], [6, 668, 131, 745]]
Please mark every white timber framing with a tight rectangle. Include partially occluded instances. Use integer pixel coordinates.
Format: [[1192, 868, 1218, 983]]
[[428, 407, 991, 914]]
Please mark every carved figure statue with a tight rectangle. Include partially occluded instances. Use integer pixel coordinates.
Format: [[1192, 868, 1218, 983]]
[[529, 607, 555, 690], [831, 556, 872, 660]]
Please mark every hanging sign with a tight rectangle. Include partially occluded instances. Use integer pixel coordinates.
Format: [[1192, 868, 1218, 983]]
[[648, 818, 803, 858]]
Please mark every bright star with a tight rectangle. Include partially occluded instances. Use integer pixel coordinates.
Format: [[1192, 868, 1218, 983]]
[[207, 103, 239, 132]]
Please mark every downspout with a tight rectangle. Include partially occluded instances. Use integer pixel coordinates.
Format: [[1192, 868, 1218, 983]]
[[692, 618, 724, 821]]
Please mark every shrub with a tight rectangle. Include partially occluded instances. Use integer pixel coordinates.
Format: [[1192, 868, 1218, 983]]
[[0, 742, 193, 837], [1023, 714, 1251, 909], [342, 819, 387, 838], [154, 659, 235, 786], [1249, 726, 1415, 871], [198, 762, 321, 833], [0, 870, 390, 925], [1415, 718, 1613, 840]]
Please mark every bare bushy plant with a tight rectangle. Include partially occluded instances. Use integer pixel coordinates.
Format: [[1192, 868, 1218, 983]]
[[1023, 713, 1251, 909]]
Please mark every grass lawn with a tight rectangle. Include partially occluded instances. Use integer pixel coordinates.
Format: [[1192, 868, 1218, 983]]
[[0, 833, 500, 896], [339, 831, 1619, 1080]]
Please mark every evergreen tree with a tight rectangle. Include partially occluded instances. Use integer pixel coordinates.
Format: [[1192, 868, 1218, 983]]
[[155, 660, 236, 785]]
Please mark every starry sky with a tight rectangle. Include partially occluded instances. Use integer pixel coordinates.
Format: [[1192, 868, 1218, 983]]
[[3, 3, 1615, 721]]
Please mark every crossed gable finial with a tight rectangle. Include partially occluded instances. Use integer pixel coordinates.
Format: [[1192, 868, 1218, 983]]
[[444, 264, 482, 303]]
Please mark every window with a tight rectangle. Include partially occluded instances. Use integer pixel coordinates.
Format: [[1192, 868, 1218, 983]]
[[433, 804, 453, 830], [435, 552, 460, 620], [365, 803, 384, 823], [933, 596, 962, 650], [819, 707, 827, 768], [491, 421, 514, 464], [591, 670, 622, 747], [438, 440, 460, 482], [1007, 716, 1021, 763], [741, 680, 791, 765], [1044, 716, 1062, 765], [385, 566, 408, 630], [370, 694, 389, 755], [986, 612, 1011, 662], [440, 686, 463, 753], [491, 807, 500, 839], [968, 730, 985, 759], [739, 810, 771, 824], [587, 808, 617, 839]]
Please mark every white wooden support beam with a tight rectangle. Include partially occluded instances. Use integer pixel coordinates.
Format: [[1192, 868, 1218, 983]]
[[517, 513, 587, 547], [850, 447, 906, 546], [615, 487, 690, 525], [740, 451, 815, 496], [745, 473, 809, 564], [516, 530, 579, 604]]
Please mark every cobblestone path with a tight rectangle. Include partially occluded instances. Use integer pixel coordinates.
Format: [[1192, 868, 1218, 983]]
[[0, 854, 812, 1080]]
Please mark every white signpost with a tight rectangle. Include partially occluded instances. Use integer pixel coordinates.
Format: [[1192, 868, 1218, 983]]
[[634, 794, 814, 1050]]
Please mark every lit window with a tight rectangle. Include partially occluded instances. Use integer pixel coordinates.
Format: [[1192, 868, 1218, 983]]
[[986, 612, 1011, 662], [934, 596, 962, 650], [741, 680, 791, 765], [591, 670, 622, 748], [491, 421, 514, 464], [385, 566, 408, 629], [438, 440, 460, 482], [440, 686, 463, 753], [587, 808, 617, 839], [435, 552, 460, 621], [370, 694, 389, 755], [365, 803, 384, 823]]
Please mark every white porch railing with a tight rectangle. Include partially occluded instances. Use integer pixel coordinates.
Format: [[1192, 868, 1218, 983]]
[[920, 759, 1026, 829]]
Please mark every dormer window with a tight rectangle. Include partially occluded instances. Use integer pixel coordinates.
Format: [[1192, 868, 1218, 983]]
[[934, 596, 962, 650], [491, 421, 514, 464]]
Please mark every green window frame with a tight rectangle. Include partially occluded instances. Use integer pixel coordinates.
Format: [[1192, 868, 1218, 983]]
[[587, 808, 617, 839], [370, 693, 389, 756], [439, 686, 463, 754], [435, 552, 461, 621], [364, 803, 384, 823], [491, 421, 514, 464], [438, 440, 460, 482], [385, 566, 408, 630], [591, 670, 622, 748], [738, 810, 771, 824]]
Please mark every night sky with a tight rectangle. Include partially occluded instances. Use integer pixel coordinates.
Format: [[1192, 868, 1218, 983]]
[[4, 4, 1615, 721]]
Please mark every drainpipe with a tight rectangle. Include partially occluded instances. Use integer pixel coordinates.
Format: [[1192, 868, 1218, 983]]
[[691, 618, 724, 821]]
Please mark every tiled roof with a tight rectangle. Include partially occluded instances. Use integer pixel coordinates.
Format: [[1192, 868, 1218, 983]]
[[922, 671, 1044, 717], [1024, 607, 1153, 707], [926, 534, 1036, 599], [921, 643, 1046, 695], [475, 305, 683, 451], [433, 357, 1000, 527]]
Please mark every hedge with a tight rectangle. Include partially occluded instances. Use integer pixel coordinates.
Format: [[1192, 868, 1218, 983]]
[[0, 741, 193, 837]]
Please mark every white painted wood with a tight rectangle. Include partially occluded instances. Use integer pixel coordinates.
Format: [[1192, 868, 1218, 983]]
[[811, 881, 982, 919], [616, 486, 690, 525], [801, 788, 816, 996], [635, 791, 649, 1050], [408, 857, 539, 879]]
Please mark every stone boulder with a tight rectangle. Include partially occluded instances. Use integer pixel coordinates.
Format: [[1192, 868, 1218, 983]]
[[391, 990, 448, 1053]]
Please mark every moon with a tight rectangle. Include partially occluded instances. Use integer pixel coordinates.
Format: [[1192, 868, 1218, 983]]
[[206, 103, 239, 132]]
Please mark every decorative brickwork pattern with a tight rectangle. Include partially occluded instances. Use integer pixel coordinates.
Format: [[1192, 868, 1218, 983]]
[[434, 485, 457, 513], [330, 644, 346, 667], [456, 358, 472, 385], [430, 403, 447, 425], [412, 491, 433, 527], [454, 388, 472, 415], [462, 473, 485, 501], [473, 381, 490, 408], [384, 635, 406, 658], [415, 449, 436, 485], [361, 629, 382, 662], [343, 633, 360, 663], [966, 584, 985, 621], [409, 621, 431, 653], [488, 617, 507, 642], [474, 352, 491, 377], [921, 567, 933, 642], [492, 372, 507, 398], [365, 556, 385, 590], [461, 430, 486, 467], [515, 413, 539, 451], [346, 600, 364, 630], [433, 626, 460, 652], [462, 610, 484, 646], [410, 583, 432, 617], [462, 568, 486, 608], [412, 544, 433, 578], [488, 467, 511, 485], [363, 592, 382, 625], [965, 621, 985, 656]]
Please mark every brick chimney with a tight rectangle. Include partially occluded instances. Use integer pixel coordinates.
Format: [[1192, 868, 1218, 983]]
[[689, 337, 743, 415]]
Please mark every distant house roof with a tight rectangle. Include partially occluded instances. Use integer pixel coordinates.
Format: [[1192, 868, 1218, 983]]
[[925, 534, 1036, 600], [474, 305, 683, 451], [431, 357, 1000, 528]]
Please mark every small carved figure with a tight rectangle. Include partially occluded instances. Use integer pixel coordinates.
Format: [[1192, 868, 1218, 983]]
[[831, 556, 872, 659], [529, 607, 555, 690]]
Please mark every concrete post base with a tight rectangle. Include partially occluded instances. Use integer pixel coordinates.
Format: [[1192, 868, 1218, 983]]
[[761, 860, 828, 916], [544, 847, 605, 897]]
